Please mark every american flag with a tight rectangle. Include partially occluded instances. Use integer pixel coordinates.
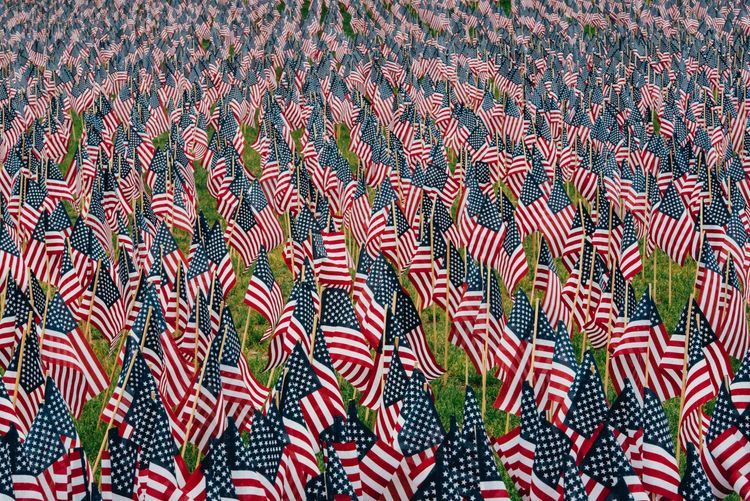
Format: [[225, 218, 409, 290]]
[[305, 440, 357, 499], [497, 194, 529, 293], [79, 262, 126, 345], [345, 399, 402, 500], [205, 222, 237, 295], [306, 328, 346, 441], [648, 183, 695, 265], [274, 344, 322, 499], [244, 246, 283, 337], [641, 388, 680, 497], [266, 277, 317, 370], [578, 425, 647, 500], [494, 289, 535, 415], [319, 288, 372, 391], [671, 302, 733, 454], [542, 179, 576, 258], [39, 290, 108, 418], [14, 379, 88, 500], [619, 211, 643, 281], [560, 352, 608, 457], [534, 239, 568, 329], [467, 194, 506, 271], [2, 314, 44, 436], [241, 412, 287, 499], [679, 443, 714, 501], [100, 428, 139, 500], [530, 416, 571, 501], [216, 309, 267, 433], [494, 382, 539, 496], [704, 384, 750, 499], [178, 330, 229, 454]]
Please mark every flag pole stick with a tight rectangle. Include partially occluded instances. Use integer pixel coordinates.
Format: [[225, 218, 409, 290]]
[[241, 307, 252, 353], [530, 233, 541, 302], [194, 293, 202, 372], [567, 201, 586, 337], [11, 312, 33, 409], [603, 262, 617, 396], [580, 227, 597, 360], [481, 265, 491, 418], [642, 173, 649, 281], [443, 238, 451, 383], [528, 299, 540, 384], [96, 275, 144, 431], [643, 284, 653, 393], [174, 262, 183, 337], [93, 307, 151, 480], [675, 296, 695, 465], [429, 195, 437, 346], [38, 255, 54, 354], [182, 323, 229, 459], [652, 247, 657, 304], [84, 259, 103, 342]]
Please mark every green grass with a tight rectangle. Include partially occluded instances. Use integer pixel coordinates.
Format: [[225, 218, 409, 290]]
[[56, 2, 738, 494], [61, 106, 735, 497], [48, 0, 743, 482], [339, 2, 355, 39]]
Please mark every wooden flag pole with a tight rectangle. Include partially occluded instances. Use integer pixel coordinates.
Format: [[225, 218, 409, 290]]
[[194, 293, 202, 372], [652, 247, 657, 304], [567, 202, 586, 336], [84, 259, 103, 342], [308, 315, 319, 361], [195, 323, 230, 470], [528, 299, 540, 384], [642, 173, 650, 281], [643, 285, 654, 392], [530, 233, 541, 301], [38, 256, 54, 354], [603, 261, 618, 396], [675, 297, 695, 466], [668, 257, 672, 305], [391, 199, 401, 272], [174, 263, 183, 338], [579, 228, 598, 360], [481, 265, 491, 419], [241, 306, 252, 353], [93, 307, 151, 480], [11, 312, 34, 409], [96, 329, 129, 433], [443, 238, 451, 383], [182, 323, 229, 460]]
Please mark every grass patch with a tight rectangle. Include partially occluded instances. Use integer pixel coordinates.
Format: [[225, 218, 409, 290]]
[[499, 0, 511, 15], [339, 2, 354, 39]]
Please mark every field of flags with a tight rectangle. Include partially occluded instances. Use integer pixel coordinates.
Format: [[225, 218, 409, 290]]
[[3, 0, 750, 498]]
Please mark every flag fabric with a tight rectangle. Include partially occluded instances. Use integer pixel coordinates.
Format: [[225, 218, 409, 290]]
[[5, 0, 750, 498], [243, 246, 283, 337]]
